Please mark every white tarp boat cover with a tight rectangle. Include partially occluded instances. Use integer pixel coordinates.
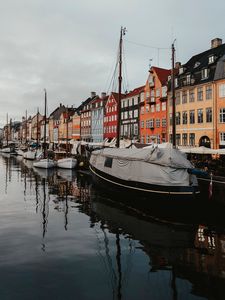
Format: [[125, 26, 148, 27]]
[[90, 147, 195, 187]]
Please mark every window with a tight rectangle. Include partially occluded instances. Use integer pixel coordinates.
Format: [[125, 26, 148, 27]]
[[220, 132, 225, 145], [146, 105, 150, 113], [206, 85, 212, 100], [179, 67, 184, 75], [176, 112, 181, 125], [129, 98, 133, 106], [189, 133, 195, 146], [209, 55, 214, 64], [197, 87, 203, 101], [186, 74, 191, 85], [156, 119, 160, 128], [201, 68, 209, 79], [219, 84, 225, 98], [176, 134, 181, 146], [133, 98, 138, 105], [182, 133, 188, 146], [162, 86, 167, 98], [162, 102, 166, 111], [150, 119, 154, 128], [176, 92, 180, 105], [151, 105, 155, 112], [141, 107, 144, 114], [220, 108, 225, 123], [206, 107, 212, 123], [141, 120, 144, 128], [197, 109, 203, 123], [162, 118, 166, 127], [194, 62, 200, 68], [156, 103, 160, 112], [104, 157, 113, 168], [134, 123, 138, 135], [190, 110, 195, 124], [189, 89, 195, 102], [182, 91, 187, 104], [182, 111, 187, 124], [134, 109, 138, 118]]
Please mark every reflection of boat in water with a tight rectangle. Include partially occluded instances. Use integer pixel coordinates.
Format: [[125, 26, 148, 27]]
[[33, 167, 55, 179], [89, 196, 225, 298], [57, 169, 77, 182]]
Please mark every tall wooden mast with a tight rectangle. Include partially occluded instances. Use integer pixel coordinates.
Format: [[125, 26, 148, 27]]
[[116, 26, 126, 148], [6, 113, 8, 146], [43, 89, 47, 159], [171, 42, 176, 148]]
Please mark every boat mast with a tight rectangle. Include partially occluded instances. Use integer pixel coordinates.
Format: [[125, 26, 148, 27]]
[[116, 26, 126, 148], [36, 107, 39, 149], [66, 106, 69, 156], [171, 42, 176, 148], [43, 89, 47, 159], [6, 113, 8, 146], [25, 109, 27, 145]]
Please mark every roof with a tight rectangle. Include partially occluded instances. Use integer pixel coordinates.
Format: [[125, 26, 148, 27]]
[[152, 67, 171, 85], [124, 85, 145, 98], [177, 42, 225, 85]]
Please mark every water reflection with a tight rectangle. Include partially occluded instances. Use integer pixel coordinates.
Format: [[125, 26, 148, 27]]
[[0, 154, 225, 299]]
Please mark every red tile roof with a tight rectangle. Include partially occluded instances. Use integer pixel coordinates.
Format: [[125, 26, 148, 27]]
[[152, 67, 171, 85]]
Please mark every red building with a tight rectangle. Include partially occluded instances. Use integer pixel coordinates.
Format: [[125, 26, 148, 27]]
[[104, 92, 125, 141]]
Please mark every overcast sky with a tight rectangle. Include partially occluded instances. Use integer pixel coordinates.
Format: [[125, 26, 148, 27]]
[[0, 0, 224, 127]]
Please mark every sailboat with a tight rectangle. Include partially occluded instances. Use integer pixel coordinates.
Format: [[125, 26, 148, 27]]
[[33, 89, 55, 169], [89, 28, 199, 200], [56, 107, 77, 169]]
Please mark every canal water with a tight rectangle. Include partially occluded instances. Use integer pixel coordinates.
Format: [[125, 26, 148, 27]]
[[0, 154, 225, 300]]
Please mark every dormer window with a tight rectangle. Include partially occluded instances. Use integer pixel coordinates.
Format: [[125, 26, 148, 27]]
[[209, 55, 215, 64], [186, 74, 191, 85], [201, 68, 209, 80], [194, 62, 200, 68], [179, 67, 184, 75]]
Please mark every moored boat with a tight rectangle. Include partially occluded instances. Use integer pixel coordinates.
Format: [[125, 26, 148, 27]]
[[90, 146, 199, 199], [57, 157, 77, 169], [33, 158, 55, 169]]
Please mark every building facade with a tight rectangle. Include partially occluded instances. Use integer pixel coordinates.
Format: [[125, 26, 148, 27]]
[[120, 86, 144, 140], [168, 38, 225, 149], [140, 67, 170, 144]]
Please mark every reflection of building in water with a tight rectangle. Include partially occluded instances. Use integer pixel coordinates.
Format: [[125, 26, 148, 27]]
[[178, 225, 225, 279]]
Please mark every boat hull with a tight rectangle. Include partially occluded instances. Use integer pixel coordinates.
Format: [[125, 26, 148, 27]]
[[33, 159, 55, 169], [57, 158, 77, 169], [0, 147, 11, 153], [90, 164, 200, 201], [23, 151, 36, 160]]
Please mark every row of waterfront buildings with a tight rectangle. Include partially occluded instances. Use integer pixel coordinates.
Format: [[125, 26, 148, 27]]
[[1, 37, 225, 149]]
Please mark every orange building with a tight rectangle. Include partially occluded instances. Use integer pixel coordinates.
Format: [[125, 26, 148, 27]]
[[140, 67, 170, 144]]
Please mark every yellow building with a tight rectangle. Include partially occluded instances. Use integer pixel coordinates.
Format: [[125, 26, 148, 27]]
[[168, 38, 225, 149]]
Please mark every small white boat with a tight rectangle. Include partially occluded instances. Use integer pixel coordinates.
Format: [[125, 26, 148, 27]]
[[57, 157, 77, 169], [33, 158, 55, 169], [0, 147, 11, 153]]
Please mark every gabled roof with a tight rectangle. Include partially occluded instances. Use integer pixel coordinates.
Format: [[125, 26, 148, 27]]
[[152, 67, 171, 85], [49, 104, 66, 120]]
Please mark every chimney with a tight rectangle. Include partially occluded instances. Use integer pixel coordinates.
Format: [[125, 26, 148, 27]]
[[101, 92, 106, 98], [175, 62, 181, 69], [91, 91, 96, 98], [211, 38, 222, 49]]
